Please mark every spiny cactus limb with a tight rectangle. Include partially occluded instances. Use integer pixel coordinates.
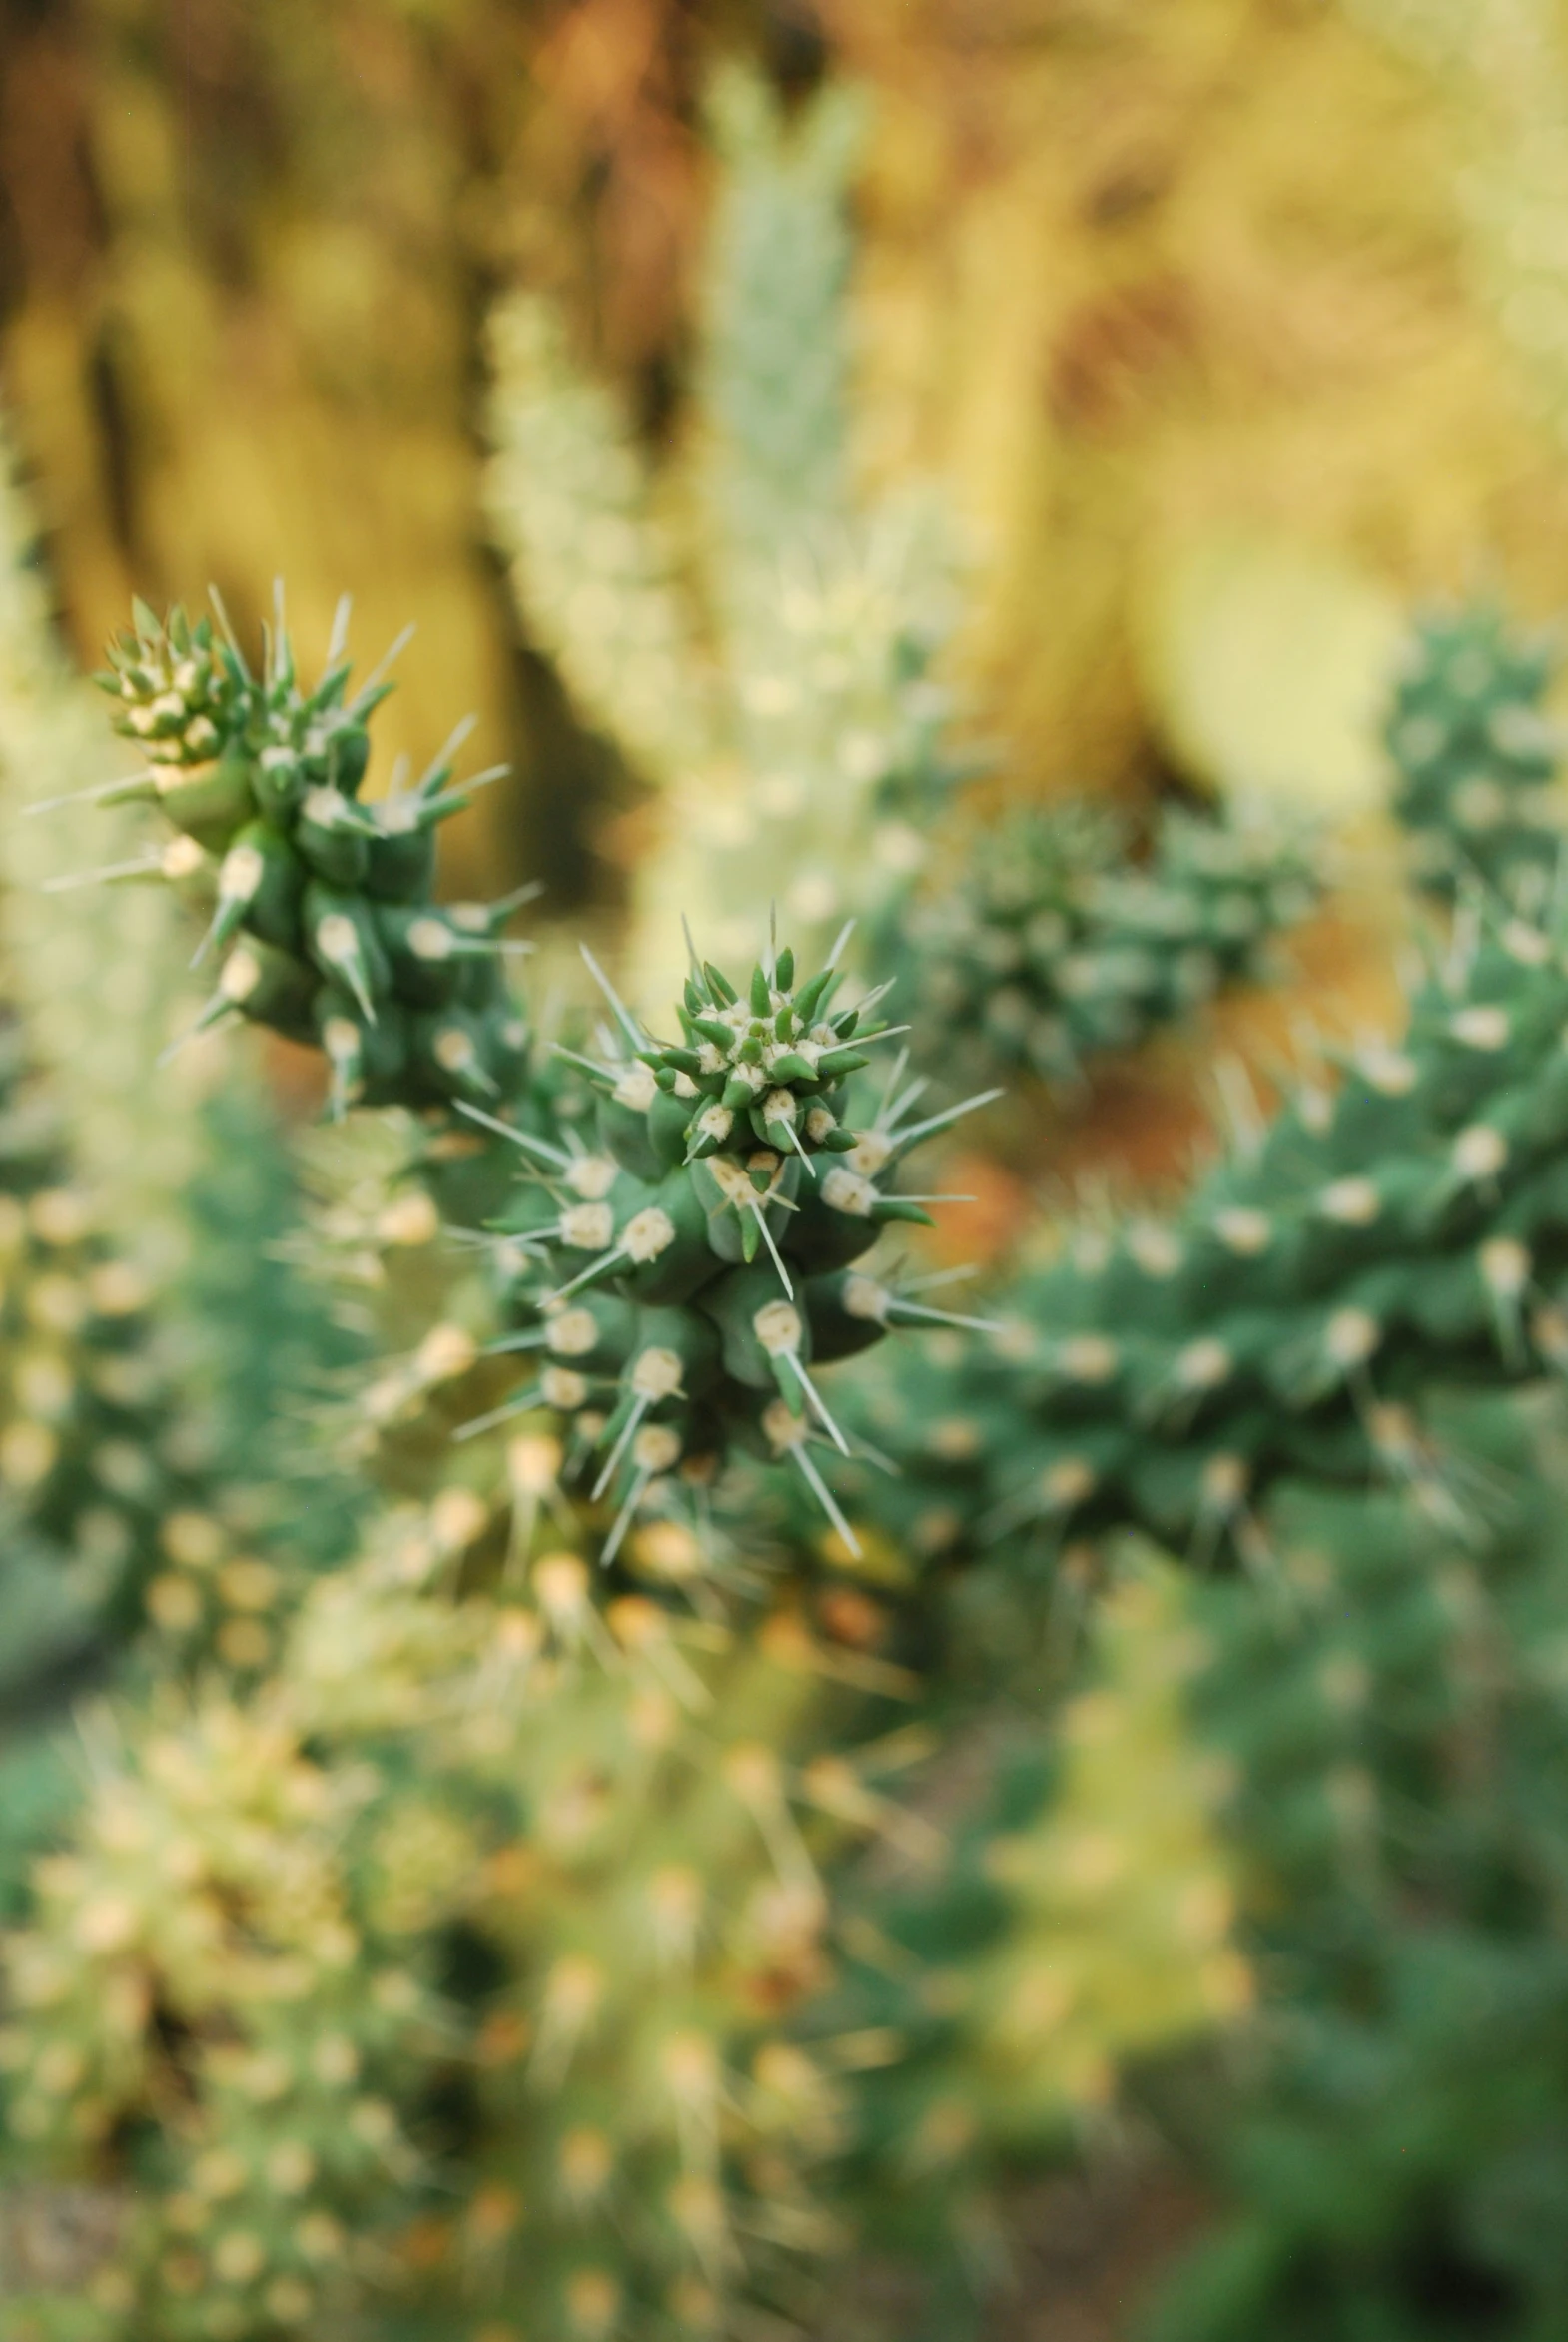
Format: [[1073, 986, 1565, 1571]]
[[483, 295, 718, 786], [95, 597, 534, 1117], [882, 799, 1322, 1098], [1148, 1385, 1568, 2337], [1383, 596, 1565, 908], [446, 930, 1003, 1566], [843, 890, 1568, 1572]]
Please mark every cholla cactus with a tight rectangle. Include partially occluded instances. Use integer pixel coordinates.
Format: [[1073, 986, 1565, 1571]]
[[0, 1691, 450, 2341], [1, 1439, 1248, 2342], [1384, 599, 1564, 904], [0, 1010, 197, 1699], [886, 801, 1319, 1093], [97, 595, 533, 1119], [486, 60, 1311, 1090], [470, 928, 992, 1561], [830, 1559, 1247, 2305], [482, 297, 718, 786], [485, 65, 960, 1000], [849, 887, 1568, 1569], [1153, 1386, 1568, 2338], [96, 592, 994, 1566]]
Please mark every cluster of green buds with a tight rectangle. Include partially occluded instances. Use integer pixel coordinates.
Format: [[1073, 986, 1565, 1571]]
[[886, 802, 1319, 1093], [463, 932, 998, 1566], [85, 596, 531, 1117], [1385, 598, 1564, 906]]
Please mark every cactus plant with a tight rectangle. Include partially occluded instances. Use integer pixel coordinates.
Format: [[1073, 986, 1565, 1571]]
[[0, 1008, 200, 1708], [486, 60, 1322, 1087], [96, 590, 1004, 1567], [1148, 1383, 1568, 2341], [96, 595, 532, 1123], [883, 799, 1320, 1095], [485, 63, 963, 1001], [1384, 598, 1564, 906], [845, 885, 1568, 1573]]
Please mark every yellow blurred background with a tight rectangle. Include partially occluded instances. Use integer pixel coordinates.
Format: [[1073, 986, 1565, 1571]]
[[7, 0, 1568, 922]]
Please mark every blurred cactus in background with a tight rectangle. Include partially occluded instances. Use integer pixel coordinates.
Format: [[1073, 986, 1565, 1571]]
[[883, 801, 1320, 1098], [1384, 599, 1564, 905], [486, 62, 961, 1004], [486, 57, 1322, 1100]]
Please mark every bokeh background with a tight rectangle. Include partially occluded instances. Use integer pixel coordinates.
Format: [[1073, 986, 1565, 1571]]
[[9, 0, 1568, 901]]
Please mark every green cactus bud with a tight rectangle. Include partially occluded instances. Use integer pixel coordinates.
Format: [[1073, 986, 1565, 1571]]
[[200, 819, 304, 959], [295, 783, 378, 887], [208, 938, 318, 1042], [302, 883, 392, 1023], [150, 749, 256, 847]]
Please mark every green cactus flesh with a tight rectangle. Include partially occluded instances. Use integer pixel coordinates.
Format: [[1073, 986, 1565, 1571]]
[[884, 801, 1320, 1094], [1152, 1387, 1568, 2341], [1385, 599, 1564, 907], [844, 892, 1568, 1570], [98, 599, 531, 1117]]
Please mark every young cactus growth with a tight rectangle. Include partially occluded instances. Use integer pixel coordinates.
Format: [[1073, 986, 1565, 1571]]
[[96, 597, 532, 1116], [887, 801, 1320, 1093], [467, 930, 997, 1565], [847, 887, 1568, 1570], [1384, 598, 1564, 905]]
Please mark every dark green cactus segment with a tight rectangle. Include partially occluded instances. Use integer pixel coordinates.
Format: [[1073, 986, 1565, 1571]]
[[886, 802, 1319, 1093], [98, 597, 529, 1117], [845, 895, 1568, 1570], [1154, 1391, 1568, 2340], [1385, 599, 1565, 906]]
